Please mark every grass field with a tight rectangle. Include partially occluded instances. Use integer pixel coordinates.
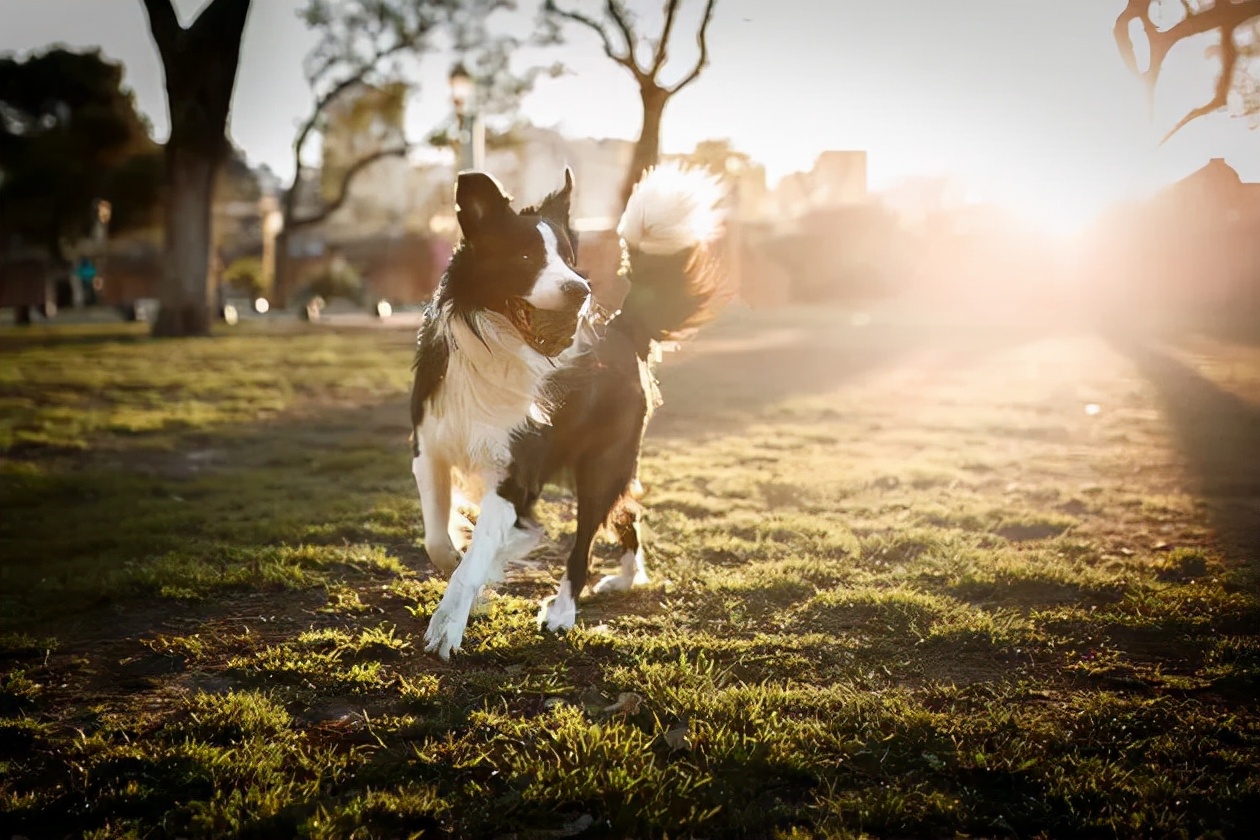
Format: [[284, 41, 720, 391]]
[[1, 307, 1257, 839]]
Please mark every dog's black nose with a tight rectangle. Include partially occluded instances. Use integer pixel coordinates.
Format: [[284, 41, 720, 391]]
[[561, 279, 590, 303]]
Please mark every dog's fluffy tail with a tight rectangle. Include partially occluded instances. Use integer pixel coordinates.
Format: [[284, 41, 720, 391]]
[[614, 163, 727, 348]]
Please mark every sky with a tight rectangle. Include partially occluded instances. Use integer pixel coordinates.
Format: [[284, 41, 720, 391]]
[[1, 0, 1258, 234]]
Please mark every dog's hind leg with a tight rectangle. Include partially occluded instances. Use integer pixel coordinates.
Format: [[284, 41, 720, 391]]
[[592, 500, 649, 594], [539, 453, 635, 632]]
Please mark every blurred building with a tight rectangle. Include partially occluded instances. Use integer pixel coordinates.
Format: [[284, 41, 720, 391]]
[[279, 110, 643, 307], [477, 126, 632, 230], [773, 150, 868, 219], [749, 149, 913, 305], [877, 175, 971, 233], [811, 150, 868, 206], [1089, 158, 1260, 335]]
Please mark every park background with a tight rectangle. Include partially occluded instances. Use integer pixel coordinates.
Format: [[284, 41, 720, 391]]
[[1, 1, 1259, 837]]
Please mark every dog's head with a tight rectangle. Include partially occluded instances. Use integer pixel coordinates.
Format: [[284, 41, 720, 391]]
[[441, 168, 591, 356]]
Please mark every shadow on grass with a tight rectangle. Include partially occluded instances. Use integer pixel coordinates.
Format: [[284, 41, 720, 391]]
[[0, 394, 423, 638], [1110, 335, 1260, 560], [653, 313, 1045, 439]]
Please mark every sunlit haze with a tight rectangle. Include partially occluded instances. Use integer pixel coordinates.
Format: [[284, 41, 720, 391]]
[[1, 0, 1256, 235]]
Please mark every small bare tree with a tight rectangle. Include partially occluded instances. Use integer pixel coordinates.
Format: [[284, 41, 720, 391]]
[[542, 0, 717, 206], [1114, 0, 1260, 141], [276, 0, 552, 304]]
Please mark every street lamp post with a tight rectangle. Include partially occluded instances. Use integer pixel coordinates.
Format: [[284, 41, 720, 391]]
[[448, 62, 484, 171]]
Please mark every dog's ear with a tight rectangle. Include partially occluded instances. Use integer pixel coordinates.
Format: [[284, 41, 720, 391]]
[[537, 167, 574, 226], [455, 171, 512, 242]]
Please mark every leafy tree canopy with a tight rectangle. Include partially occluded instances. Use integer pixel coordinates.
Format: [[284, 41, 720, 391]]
[[0, 48, 163, 255]]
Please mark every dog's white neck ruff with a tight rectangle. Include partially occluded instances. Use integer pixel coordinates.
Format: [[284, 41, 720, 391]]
[[418, 303, 559, 474]]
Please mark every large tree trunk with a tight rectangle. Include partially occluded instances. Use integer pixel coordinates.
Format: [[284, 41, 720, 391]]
[[141, 0, 251, 338], [621, 84, 668, 207], [152, 146, 216, 337]]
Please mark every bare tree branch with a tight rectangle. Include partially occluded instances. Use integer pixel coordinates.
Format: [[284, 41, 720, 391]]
[[667, 0, 716, 94], [1161, 12, 1243, 139], [1114, 0, 1260, 137], [288, 144, 409, 230], [542, 0, 720, 205], [605, 0, 641, 69], [292, 77, 355, 169], [1114, 0, 1153, 80], [286, 73, 397, 223], [292, 36, 411, 167], [651, 0, 683, 75], [543, 0, 641, 76], [302, 49, 345, 89], [282, 1, 439, 227]]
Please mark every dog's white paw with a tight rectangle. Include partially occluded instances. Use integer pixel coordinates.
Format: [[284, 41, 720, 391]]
[[592, 573, 638, 594], [592, 549, 649, 594], [425, 540, 462, 577], [425, 583, 476, 659], [537, 579, 577, 633]]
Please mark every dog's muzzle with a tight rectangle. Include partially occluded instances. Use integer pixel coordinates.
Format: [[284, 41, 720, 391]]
[[507, 294, 587, 357]]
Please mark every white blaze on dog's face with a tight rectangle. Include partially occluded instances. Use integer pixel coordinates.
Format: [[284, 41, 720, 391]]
[[524, 167, 589, 312], [526, 222, 589, 311]]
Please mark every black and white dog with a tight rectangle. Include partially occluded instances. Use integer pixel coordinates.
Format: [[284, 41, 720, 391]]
[[410, 163, 724, 658]]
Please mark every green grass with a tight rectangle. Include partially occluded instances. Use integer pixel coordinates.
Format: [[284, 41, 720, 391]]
[[1, 311, 1257, 838]]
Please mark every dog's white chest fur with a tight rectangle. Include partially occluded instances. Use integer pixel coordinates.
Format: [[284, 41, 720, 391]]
[[417, 308, 554, 473]]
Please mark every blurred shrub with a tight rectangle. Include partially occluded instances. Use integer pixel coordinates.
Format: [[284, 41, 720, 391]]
[[305, 257, 363, 304], [222, 256, 266, 298]]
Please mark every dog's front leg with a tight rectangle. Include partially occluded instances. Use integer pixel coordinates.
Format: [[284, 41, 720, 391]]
[[424, 487, 522, 659], [412, 447, 459, 576]]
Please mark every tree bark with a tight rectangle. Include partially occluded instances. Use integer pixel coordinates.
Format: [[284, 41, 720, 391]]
[[151, 147, 216, 336], [621, 84, 668, 206]]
